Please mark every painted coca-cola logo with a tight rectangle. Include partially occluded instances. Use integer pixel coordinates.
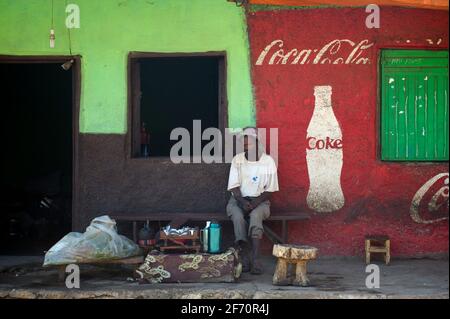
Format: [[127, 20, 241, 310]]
[[255, 39, 374, 66], [410, 173, 449, 224], [307, 137, 343, 150]]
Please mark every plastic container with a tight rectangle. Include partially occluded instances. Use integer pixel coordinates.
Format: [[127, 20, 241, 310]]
[[208, 221, 221, 253]]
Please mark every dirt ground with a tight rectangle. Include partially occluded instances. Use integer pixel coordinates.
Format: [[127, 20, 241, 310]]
[[0, 255, 448, 299]]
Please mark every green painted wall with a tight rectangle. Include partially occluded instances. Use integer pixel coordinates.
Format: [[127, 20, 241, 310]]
[[0, 0, 255, 133]]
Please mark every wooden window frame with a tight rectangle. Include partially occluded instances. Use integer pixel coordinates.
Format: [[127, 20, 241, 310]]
[[126, 52, 228, 160], [379, 49, 449, 162]]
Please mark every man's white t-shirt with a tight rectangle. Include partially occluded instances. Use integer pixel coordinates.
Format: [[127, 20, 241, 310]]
[[227, 152, 279, 197]]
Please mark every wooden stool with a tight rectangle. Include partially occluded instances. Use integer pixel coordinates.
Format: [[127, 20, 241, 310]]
[[272, 244, 317, 287], [365, 235, 390, 265]]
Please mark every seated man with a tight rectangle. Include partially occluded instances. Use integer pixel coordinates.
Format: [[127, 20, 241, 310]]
[[226, 127, 279, 274]]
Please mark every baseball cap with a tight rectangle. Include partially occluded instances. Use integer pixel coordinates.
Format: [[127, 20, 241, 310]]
[[241, 126, 258, 138]]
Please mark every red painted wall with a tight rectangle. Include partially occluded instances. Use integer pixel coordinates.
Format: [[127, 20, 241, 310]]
[[247, 7, 449, 256]]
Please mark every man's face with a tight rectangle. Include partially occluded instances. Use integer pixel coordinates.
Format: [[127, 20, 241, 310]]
[[243, 136, 258, 154]]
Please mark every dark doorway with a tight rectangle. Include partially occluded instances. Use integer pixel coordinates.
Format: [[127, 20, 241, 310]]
[[0, 61, 75, 255], [129, 53, 226, 158]]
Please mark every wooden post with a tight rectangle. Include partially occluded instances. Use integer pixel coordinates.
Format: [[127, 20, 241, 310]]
[[273, 258, 290, 285], [58, 265, 66, 282], [281, 220, 288, 244], [365, 239, 371, 264], [133, 221, 137, 243], [293, 260, 309, 287], [385, 239, 391, 265]]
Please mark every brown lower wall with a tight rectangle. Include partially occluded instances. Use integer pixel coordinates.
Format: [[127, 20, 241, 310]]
[[74, 133, 230, 230]]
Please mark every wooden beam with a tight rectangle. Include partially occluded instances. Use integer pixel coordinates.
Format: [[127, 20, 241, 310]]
[[248, 0, 448, 10], [263, 225, 283, 244], [109, 212, 310, 222]]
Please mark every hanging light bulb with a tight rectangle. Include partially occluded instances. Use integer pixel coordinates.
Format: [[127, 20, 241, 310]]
[[49, 29, 55, 48]]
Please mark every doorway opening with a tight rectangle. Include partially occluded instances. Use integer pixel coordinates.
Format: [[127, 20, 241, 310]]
[[0, 58, 78, 255]]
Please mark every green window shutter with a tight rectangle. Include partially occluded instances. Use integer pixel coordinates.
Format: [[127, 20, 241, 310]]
[[381, 50, 449, 161]]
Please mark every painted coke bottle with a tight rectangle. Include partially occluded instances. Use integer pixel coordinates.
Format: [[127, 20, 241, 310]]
[[306, 85, 345, 213]]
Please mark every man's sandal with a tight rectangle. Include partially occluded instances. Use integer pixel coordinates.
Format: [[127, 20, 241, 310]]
[[236, 245, 251, 273], [241, 257, 251, 273], [250, 260, 263, 275]]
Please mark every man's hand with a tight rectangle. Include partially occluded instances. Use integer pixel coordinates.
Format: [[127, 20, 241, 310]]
[[230, 187, 253, 213], [242, 200, 253, 212], [249, 192, 272, 210], [235, 196, 252, 212], [230, 188, 272, 213]]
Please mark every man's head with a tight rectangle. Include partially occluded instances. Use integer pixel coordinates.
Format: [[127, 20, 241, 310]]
[[241, 127, 260, 160]]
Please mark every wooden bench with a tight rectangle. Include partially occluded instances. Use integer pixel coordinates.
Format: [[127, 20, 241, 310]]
[[109, 212, 310, 245]]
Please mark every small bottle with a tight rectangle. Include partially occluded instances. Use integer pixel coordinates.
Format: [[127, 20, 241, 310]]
[[138, 220, 155, 247], [141, 122, 150, 157]]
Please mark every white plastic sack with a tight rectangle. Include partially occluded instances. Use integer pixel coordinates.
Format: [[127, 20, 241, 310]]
[[43, 215, 141, 266]]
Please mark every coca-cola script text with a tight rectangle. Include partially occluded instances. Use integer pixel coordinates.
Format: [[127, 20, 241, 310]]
[[256, 39, 374, 66]]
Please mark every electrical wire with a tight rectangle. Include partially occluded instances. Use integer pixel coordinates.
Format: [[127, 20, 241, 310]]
[[51, 0, 54, 29], [65, 0, 73, 55]]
